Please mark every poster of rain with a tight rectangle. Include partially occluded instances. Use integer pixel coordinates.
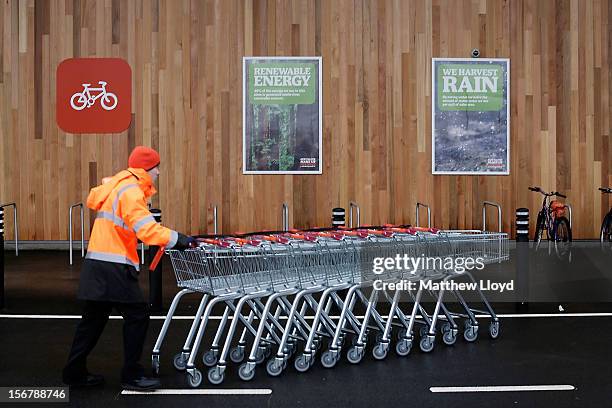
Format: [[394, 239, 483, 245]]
[[243, 57, 322, 174], [432, 58, 510, 175]]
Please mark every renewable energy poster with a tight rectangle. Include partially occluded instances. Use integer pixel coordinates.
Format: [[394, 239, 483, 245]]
[[243, 57, 322, 174]]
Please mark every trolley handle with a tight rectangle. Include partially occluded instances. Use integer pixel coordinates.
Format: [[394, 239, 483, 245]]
[[235, 238, 259, 246], [390, 227, 416, 235], [287, 233, 316, 242], [343, 230, 368, 238], [599, 187, 612, 193], [367, 229, 393, 237], [316, 231, 343, 240], [149, 246, 165, 271], [528, 186, 541, 192], [554, 192, 566, 198], [411, 226, 439, 234], [199, 238, 220, 246]]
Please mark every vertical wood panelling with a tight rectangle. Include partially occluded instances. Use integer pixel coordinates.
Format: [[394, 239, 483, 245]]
[[0, 0, 611, 240]]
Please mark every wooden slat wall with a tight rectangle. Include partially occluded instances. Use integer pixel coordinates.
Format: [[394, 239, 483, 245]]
[[0, 0, 611, 240]]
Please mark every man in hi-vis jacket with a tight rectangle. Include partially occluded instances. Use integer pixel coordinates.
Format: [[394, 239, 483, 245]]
[[63, 146, 195, 391]]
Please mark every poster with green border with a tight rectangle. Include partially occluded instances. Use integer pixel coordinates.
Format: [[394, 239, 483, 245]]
[[243, 57, 322, 174], [432, 58, 510, 175]]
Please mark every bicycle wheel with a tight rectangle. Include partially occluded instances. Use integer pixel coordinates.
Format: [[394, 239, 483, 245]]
[[101, 92, 118, 110], [553, 216, 572, 259], [70, 93, 88, 110], [600, 214, 612, 249], [533, 211, 545, 246]]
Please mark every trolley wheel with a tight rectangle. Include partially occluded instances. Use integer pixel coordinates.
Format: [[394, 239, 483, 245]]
[[230, 347, 245, 363], [207, 367, 224, 385], [442, 330, 457, 346], [173, 353, 187, 371], [441, 322, 452, 334], [397, 328, 408, 341], [151, 354, 160, 374], [346, 347, 363, 364], [375, 332, 384, 344], [266, 359, 283, 377], [186, 369, 202, 388], [287, 342, 298, 356], [202, 350, 218, 367], [321, 350, 337, 368], [464, 326, 478, 342], [238, 363, 255, 381], [294, 355, 310, 373], [419, 336, 435, 353], [489, 321, 500, 339], [419, 326, 429, 338], [395, 339, 411, 356], [372, 343, 388, 360], [255, 347, 267, 364]]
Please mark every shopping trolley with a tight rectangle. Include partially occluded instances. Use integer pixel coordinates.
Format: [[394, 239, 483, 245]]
[[156, 225, 509, 387]]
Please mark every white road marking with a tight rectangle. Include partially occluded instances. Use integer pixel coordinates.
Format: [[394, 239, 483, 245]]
[[121, 389, 272, 396], [430, 385, 576, 393]]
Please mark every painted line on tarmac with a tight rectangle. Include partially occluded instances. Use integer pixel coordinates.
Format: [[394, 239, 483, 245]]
[[2, 313, 612, 319], [430, 385, 576, 393], [121, 389, 272, 396]]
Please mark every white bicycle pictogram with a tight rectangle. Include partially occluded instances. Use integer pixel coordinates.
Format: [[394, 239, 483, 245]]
[[70, 81, 118, 111]]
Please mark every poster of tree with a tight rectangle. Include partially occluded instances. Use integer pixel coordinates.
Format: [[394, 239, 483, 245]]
[[243, 57, 322, 174], [432, 58, 510, 175]]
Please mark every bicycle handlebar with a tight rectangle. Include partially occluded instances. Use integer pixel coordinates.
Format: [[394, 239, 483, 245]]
[[529, 186, 566, 198]]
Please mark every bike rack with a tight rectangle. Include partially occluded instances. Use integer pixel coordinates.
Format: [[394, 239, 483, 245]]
[[482, 201, 502, 232], [281, 203, 289, 231], [349, 201, 360, 228], [564, 204, 573, 229], [0, 203, 18, 256], [69, 202, 85, 265], [213, 205, 218, 235], [415, 202, 431, 228]]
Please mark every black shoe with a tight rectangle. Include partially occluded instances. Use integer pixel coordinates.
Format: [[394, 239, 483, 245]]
[[121, 376, 161, 391], [63, 373, 105, 387]]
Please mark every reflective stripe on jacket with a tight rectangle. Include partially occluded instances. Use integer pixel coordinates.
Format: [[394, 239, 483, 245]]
[[85, 167, 178, 271]]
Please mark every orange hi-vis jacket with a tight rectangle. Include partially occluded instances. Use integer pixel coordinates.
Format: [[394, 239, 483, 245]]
[[85, 167, 178, 271]]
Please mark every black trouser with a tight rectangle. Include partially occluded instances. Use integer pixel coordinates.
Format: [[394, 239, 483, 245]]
[[63, 301, 150, 382]]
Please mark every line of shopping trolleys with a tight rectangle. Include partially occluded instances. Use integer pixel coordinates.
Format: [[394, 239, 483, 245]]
[[150, 225, 509, 387]]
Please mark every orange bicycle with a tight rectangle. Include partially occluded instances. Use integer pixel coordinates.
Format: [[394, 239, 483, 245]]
[[529, 186, 572, 258]]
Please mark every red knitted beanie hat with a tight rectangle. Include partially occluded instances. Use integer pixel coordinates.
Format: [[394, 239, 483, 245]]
[[128, 146, 160, 170]]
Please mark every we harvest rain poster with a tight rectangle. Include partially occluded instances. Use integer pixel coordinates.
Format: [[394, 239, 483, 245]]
[[432, 58, 510, 175], [243, 57, 322, 174]]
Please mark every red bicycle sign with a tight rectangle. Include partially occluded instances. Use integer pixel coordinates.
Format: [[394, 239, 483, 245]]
[[70, 81, 118, 111], [56, 58, 131, 133]]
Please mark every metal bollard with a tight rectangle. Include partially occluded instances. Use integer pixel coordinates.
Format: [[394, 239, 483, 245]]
[[0, 207, 4, 309], [148, 209, 163, 312]]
